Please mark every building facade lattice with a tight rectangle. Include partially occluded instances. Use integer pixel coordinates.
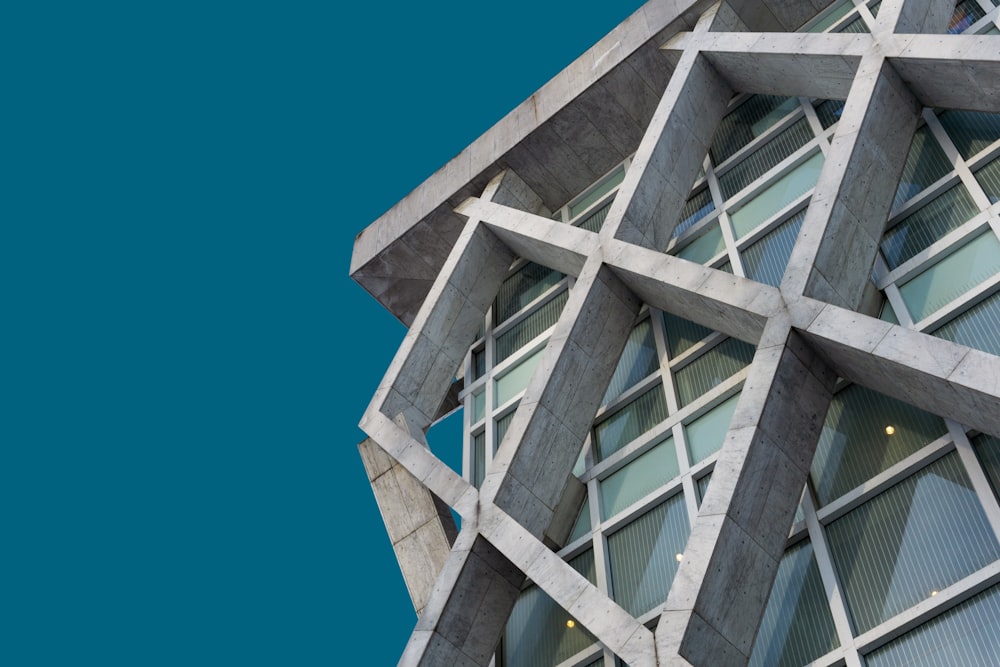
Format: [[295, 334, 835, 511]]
[[352, 0, 1000, 665]]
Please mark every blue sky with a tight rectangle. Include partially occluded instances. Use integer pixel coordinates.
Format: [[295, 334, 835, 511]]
[[6, 1, 645, 663]]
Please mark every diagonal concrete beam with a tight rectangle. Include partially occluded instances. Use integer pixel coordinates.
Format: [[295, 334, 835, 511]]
[[798, 302, 1000, 438], [890, 38, 1000, 113], [656, 321, 837, 666], [782, 54, 922, 310]]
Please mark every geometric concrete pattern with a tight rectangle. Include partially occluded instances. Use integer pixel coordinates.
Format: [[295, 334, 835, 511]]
[[355, 0, 1000, 665]]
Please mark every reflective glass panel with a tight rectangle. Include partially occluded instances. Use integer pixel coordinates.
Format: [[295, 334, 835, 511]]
[[496, 409, 516, 446], [472, 431, 486, 488], [729, 152, 823, 239], [949, 0, 985, 33], [827, 453, 1000, 633], [975, 156, 1000, 204], [494, 262, 564, 324], [814, 99, 845, 129], [806, 0, 854, 32], [685, 393, 740, 464], [600, 437, 678, 519], [495, 290, 568, 362], [607, 493, 690, 617], [472, 389, 485, 423], [711, 95, 800, 165], [973, 433, 1000, 504], [577, 199, 613, 233], [662, 312, 714, 359], [892, 126, 951, 212], [673, 188, 715, 239], [569, 166, 625, 219], [932, 293, 1000, 356], [495, 347, 544, 407], [899, 232, 1000, 323], [938, 110, 1000, 160], [811, 384, 947, 506], [674, 338, 754, 407], [741, 209, 806, 286], [881, 183, 979, 270], [594, 386, 669, 461], [718, 119, 814, 200], [603, 319, 659, 405], [677, 224, 725, 265]]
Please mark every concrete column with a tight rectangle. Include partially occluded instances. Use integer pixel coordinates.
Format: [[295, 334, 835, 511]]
[[782, 55, 922, 310], [656, 322, 837, 666]]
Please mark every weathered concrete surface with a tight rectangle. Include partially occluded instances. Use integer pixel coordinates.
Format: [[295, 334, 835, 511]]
[[724, 0, 837, 32], [782, 56, 922, 310], [657, 324, 837, 666]]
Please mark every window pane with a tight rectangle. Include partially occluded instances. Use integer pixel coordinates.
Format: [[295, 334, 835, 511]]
[[718, 119, 814, 200], [577, 199, 613, 233], [607, 494, 690, 616], [741, 209, 806, 286], [569, 497, 592, 542], [472, 347, 486, 380], [973, 433, 1000, 504], [975, 155, 1000, 204], [472, 389, 485, 422], [594, 386, 669, 461], [603, 319, 659, 405], [696, 473, 712, 507], [569, 166, 625, 219], [892, 126, 951, 212], [674, 338, 755, 407], [814, 99, 845, 129], [949, 0, 985, 33], [827, 453, 1000, 633], [729, 152, 824, 239], [677, 223, 726, 265], [502, 551, 598, 667], [495, 347, 544, 407], [663, 312, 714, 358], [472, 431, 486, 488], [685, 393, 740, 464], [749, 541, 839, 667], [600, 437, 678, 519], [880, 297, 899, 324], [899, 232, 1000, 322], [496, 410, 516, 446], [495, 262, 564, 324], [711, 95, 800, 164], [673, 188, 715, 238], [866, 585, 1000, 667], [881, 184, 979, 270], [811, 384, 947, 506], [496, 290, 568, 363], [932, 293, 1000, 355], [938, 110, 1000, 160], [836, 15, 870, 32], [806, 0, 854, 32]]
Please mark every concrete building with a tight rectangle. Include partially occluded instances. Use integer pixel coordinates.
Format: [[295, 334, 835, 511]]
[[351, 1, 1000, 665]]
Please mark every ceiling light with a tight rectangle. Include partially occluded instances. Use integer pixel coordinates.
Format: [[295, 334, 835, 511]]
[[885, 425, 896, 435]]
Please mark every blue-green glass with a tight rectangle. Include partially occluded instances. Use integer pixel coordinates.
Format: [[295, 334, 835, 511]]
[[933, 293, 1000, 355], [892, 126, 951, 211], [729, 152, 824, 239], [749, 541, 839, 667], [502, 550, 598, 667], [949, 0, 985, 33], [600, 438, 678, 519], [569, 497, 592, 542], [899, 232, 1000, 323], [495, 289, 568, 363], [718, 119, 814, 201], [836, 15, 870, 32], [603, 319, 659, 405], [938, 110, 1000, 160], [685, 394, 740, 464], [607, 494, 690, 616], [814, 99, 845, 129], [577, 199, 613, 233], [495, 347, 544, 407], [869, 1, 881, 16], [472, 347, 486, 380], [741, 209, 806, 286], [806, 0, 854, 32], [674, 338, 755, 407], [710, 95, 800, 165], [973, 433, 1000, 504], [880, 298, 899, 324], [496, 409, 516, 446], [472, 389, 485, 423], [677, 224, 725, 265], [827, 453, 1000, 633], [494, 262, 564, 324], [867, 585, 1000, 667], [673, 188, 715, 239], [811, 384, 947, 505], [662, 312, 714, 358], [975, 156, 1000, 204], [594, 386, 669, 461], [472, 431, 486, 488], [696, 473, 712, 507], [881, 184, 979, 270], [570, 166, 625, 219]]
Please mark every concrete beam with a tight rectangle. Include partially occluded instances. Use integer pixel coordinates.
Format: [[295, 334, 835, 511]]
[[782, 55, 922, 310], [723, 0, 837, 32], [657, 323, 837, 666]]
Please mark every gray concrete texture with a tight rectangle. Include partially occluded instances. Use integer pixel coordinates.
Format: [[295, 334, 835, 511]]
[[353, 0, 1000, 665]]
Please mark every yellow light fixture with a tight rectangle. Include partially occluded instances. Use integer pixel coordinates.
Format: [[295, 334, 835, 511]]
[[675, 553, 684, 562], [885, 425, 896, 435], [566, 619, 576, 628], [931, 590, 939, 597]]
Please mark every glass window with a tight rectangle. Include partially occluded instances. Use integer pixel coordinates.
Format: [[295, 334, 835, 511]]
[[741, 209, 806, 286], [718, 119, 814, 200], [472, 347, 486, 380], [569, 165, 625, 219], [932, 293, 1000, 356], [881, 184, 979, 270], [892, 126, 951, 212], [880, 298, 899, 324], [826, 453, 1000, 633], [495, 347, 544, 407], [676, 223, 725, 265], [577, 199, 613, 233], [811, 384, 947, 506], [472, 389, 485, 423], [673, 188, 715, 238], [729, 152, 824, 239], [949, 0, 985, 33], [662, 312, 714, 359], [674, 338, 755, 407], [495, 290, 568, 363], [938, 110, 1000, 160], [836, 15, 870, 32], [711, 95, 800, 165], [973, 432, 1000, 504], [472, 431, 486, 488], [685, 393, 740, 464], [603, 319, 659, 405], [599, 437, 679, 519], [866, 585, 1000, 667], [607, 493, 690, 616], [696, 473, 712, 507], [502, 551, 598, 667], [806, 0, 855, 32], [494, 262, 564, 324], [814, 99, 845, 129], [899, 232, 1000, 323], [975, 155, 1000, 204], [569, 496, 592, 542], [749, 541, 839, 667], [496, 409, 516, 447], [593, 386, 669, 461]]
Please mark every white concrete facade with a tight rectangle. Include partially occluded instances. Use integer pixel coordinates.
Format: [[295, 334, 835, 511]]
[[353, 1, 1000, 665]]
